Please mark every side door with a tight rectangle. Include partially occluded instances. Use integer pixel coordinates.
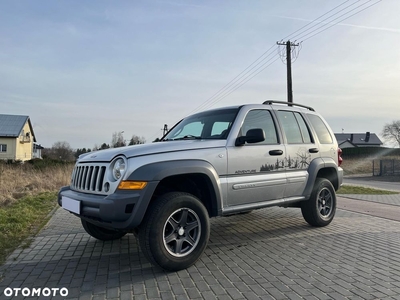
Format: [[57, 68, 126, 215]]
[[275, 110, 320, 197], [226, 109, 286, 207]]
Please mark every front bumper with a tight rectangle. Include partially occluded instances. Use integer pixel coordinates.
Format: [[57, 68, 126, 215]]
[[57, 181, 158, 230]]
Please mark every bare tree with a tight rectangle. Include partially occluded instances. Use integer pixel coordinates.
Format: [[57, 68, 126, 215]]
[[382, 120, 400, 147], [43, 141, 75, 161], [93, 143, 111, 151], [111, 132, 126, 148], [128, 135, 146, 145], [75, 148, 91, 159]]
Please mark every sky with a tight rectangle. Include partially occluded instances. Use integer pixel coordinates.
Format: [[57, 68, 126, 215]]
[[1, 0, 400, 149]]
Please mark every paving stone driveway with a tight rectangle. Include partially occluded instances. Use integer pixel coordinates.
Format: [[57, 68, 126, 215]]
[[1, 198, 400, 300]]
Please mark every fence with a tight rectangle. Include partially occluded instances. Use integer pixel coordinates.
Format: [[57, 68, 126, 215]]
[[373, 159, 400, 176]]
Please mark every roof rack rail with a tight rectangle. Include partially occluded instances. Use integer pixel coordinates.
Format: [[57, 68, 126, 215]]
[[262, 100, 315, 111]]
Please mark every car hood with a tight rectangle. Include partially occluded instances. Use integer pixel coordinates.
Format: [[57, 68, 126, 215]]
[[78, 140, 227, 162]]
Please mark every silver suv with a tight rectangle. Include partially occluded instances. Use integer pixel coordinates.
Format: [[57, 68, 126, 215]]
[[58, 101, 343, 271]]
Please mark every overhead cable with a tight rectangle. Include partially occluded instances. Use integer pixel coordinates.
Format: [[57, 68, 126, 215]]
[[299, 0, 382, 42], [187, 44, 277, 114]]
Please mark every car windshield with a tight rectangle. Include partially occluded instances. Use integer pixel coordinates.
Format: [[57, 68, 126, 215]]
[[163, 108, 239, 141]]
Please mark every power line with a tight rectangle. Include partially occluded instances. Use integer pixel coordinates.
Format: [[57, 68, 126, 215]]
[[191, 50, 280, 113], [282, 0, 365, 42], [148, 49, 280, 140], [299, 0, 382, 42], [278, 41, 303, 64], [274, 0, 381, 107], [200, 56, 280, 109], [201, 56, 281, 107], [192, 1, 380, 113], [187, 44, 277, 115], [174, 0, 382, 121], [280, 0, 354, 41]]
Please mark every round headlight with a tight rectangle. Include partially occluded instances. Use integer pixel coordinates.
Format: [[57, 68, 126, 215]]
[[112, 158, 126, 181]]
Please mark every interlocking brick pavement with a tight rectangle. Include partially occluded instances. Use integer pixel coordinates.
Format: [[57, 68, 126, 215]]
[[1, 203, 400, 299]]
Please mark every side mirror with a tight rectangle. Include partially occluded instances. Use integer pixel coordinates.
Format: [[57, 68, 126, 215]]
[[235, 128, 265, 146]]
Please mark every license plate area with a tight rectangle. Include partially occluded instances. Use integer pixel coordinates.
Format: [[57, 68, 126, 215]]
[[62, 197, 81, 214]]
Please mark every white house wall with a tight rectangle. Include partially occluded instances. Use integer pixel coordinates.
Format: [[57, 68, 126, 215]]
[[0, 137, 17, 160], [15, 122, 34, 161]]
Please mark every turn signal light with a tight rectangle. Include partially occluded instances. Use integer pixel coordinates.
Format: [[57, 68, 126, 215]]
[[118, 181, 147, 190]]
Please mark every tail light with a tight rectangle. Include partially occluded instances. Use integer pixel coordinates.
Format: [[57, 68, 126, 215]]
[[338, 148, 343, 167]]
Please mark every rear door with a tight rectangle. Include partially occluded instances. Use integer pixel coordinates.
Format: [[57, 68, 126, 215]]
[[275, 110, 320, 197]]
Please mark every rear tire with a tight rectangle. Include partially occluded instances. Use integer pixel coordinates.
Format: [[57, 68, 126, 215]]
[[301, 178, 336, 227], [138, 192, 210, 271], [81, 219, 127, 241]]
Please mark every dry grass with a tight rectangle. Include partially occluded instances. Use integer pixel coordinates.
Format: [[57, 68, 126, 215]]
[[0, 163, 74, 206], [341, 155, 400, 175], [341, 158, 373, 175]]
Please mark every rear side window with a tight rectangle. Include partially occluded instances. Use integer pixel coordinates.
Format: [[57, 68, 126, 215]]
[[277, 111, 312, 144], [307, 114, 333, 144], [295, 113, 312, 143]]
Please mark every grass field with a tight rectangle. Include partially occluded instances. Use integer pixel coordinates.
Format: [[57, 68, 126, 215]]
[[0, 163, 73, 206], [0, 192, 57, 264], [341, 155, 400, 175], [338, 185, 398, 195], [0, 163, 73, 264]]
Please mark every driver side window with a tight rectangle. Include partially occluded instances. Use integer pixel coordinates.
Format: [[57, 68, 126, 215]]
[[241, 110, 278, 145]]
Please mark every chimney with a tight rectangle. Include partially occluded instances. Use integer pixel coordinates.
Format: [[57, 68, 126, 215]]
[[365, 132, 370, 143], [350, 134, 353, 142]]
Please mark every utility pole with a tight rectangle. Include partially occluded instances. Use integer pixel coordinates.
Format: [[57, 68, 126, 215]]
[[277, 40, 299, 103], [162, 124, 168, 136]]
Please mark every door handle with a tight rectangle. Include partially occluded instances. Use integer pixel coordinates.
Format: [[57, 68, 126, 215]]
[[309, 148, 319, 153], [269, 150, 283, 156]]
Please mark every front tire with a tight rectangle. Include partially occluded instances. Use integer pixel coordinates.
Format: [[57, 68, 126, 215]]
[[138, 192, 210, 271], [301, 178, 336, 227], [81, 219, 127, 241]]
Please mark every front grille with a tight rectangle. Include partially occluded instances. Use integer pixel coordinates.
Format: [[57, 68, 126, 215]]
[[71, 163, 108, 194]]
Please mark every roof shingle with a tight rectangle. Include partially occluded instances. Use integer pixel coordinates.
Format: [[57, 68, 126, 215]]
[[334, 133, 383, 146], [0, 114, 30, 137]]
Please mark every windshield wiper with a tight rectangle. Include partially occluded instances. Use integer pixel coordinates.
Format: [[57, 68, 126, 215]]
[[173, 135, 201, 140]]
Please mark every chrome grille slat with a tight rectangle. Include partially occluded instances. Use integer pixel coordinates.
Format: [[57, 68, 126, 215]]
[[98, 166, 106, 192], [77, 167, 82, 189], [71, 163, 108, 194], [80, 167, 87, 189], [86, 166, 93, 190], [90, 166, 98, 191]]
